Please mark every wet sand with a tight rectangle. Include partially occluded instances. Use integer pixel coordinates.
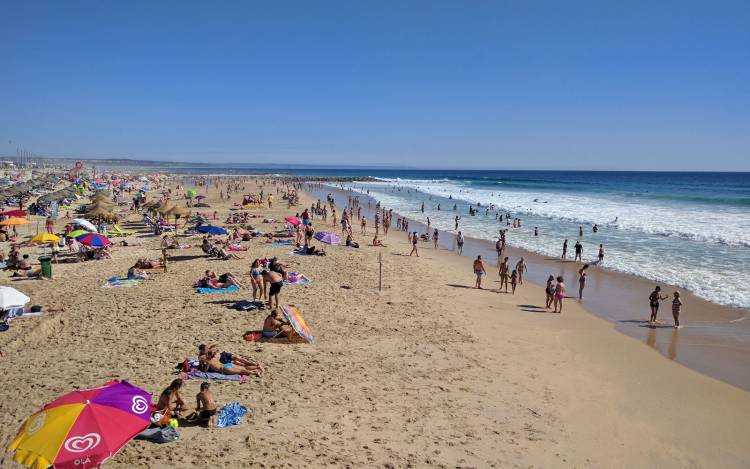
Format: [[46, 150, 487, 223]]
[[309, 184, 750, 391]]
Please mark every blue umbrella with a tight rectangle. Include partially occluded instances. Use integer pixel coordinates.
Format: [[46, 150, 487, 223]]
[[197, 225, 227, 235]]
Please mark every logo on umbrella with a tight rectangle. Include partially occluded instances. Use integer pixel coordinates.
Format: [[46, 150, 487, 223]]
[[131, 396, 149, 414], [64, 433, 101, 453], [27, 413, 46, 436]]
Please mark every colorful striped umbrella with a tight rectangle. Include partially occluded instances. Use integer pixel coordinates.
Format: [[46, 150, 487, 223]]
[[68, 230, 89, 239], [313, 231, 340, 245], [75, 233, 111, 247], [281, 304, 314, 343], [8, 380, 151, 469]]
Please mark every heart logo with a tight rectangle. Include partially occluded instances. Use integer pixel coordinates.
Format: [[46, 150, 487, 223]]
[[131, 395, 149, 414], [27, 412, 46, 436], [64, 433, 101, 453]]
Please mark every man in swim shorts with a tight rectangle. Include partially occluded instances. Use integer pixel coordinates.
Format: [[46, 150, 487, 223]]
[[262, 270, 284, 309], [473, 255, 486, 289]]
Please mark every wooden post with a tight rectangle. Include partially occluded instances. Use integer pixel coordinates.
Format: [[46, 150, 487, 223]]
[[378, 251, 382, 292]]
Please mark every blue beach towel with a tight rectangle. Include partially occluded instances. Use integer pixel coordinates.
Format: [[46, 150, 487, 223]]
[[196, 284, 240, 294], [215, 402, 248, 428], [183, 371, 244, 382], [272, 241, 295, 246]]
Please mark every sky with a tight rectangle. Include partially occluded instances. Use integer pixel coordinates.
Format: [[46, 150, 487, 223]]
[[1, 1, 749, 171]]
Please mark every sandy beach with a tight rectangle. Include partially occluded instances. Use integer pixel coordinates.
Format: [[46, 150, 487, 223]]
[[1, 176, 749, 468]]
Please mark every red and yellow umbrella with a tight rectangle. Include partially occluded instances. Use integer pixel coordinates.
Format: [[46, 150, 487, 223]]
[[9, 380, 152, 469]]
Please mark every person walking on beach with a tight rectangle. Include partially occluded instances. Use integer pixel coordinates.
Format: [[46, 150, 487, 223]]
[[545, 275, 555, 309], [672, 291, 683, 328], [409, 231, 419, 257], [574, 241, 583, 262], [561, 239, 568, 260], [498, 257, 510, 293], [495, 238, 503, 260], [456, 231, 464, 255], [553, 276, 566, 313], [598, 244, 604, 263], [648, 286, 669, 324], [510, 270, 518, 294], [515, 257, 527, 285], [578, 264, 589, 301], [473, 255, 486, 289]]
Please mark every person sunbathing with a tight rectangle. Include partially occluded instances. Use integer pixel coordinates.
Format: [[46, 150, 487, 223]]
[[127, 265, 150, 280], [217, 247, 242, 260], [154, 379, 186, 425], [370, 235, 386, 247], [286, 272, 310, 283], [206, 350, 259, 376], [198, 344, 263, 375], [262, 308, 295, 338], [135, 258, 157, 269]]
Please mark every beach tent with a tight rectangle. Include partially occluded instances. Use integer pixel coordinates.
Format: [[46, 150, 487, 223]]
[[0, 286, 30, 310], [8, 380, 151, 469], [281, 304, 314, 343]]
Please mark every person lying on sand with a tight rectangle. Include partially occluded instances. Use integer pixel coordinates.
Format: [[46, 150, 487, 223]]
[[127, 265, 150, 280], [135, 258, 158, 269], [198, 343, 263, 372], [263, 308, 295, 338], [206, 350, 260, 376], [217, 247, 242, 260]]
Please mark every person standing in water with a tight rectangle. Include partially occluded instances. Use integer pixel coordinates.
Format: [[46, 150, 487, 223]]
[[598, 244, 604, 263], [455, 216, 460, 230], [561, 239, 568, 260], [579, 225, 584, 237], [473, 255, 486, 289], [649, 286, 669, 324], [578, 264, 589, 301], [574, 241, 583, 262]]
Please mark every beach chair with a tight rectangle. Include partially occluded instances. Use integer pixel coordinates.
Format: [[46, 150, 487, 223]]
[[109, 224, 136, 237]]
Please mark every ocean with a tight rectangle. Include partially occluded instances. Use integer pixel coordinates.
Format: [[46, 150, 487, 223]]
[[300, 169, 749, 309]]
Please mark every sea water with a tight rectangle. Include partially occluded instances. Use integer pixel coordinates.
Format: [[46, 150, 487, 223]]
[[316, 170, 750, 309]]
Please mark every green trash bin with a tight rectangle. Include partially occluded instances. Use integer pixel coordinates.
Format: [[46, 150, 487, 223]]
[[39, 256, 53, 279]]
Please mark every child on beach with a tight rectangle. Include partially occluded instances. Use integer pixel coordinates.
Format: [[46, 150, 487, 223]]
[[672, 291, 683, 328], [196, 382, 218, 427], [510, 270, 517, 294]]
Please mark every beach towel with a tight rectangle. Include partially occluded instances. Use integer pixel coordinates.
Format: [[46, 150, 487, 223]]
[[272, 241, 295, 246], [196, 285, 240, 294], [180, 371, 248, 382], [102, 277, 142, 288], [215, 402, 248, 428], [290, 249, 307, 256], [284, 274, 311, 286], [232, 300, 266, 311], [242, 330, 309, 343]]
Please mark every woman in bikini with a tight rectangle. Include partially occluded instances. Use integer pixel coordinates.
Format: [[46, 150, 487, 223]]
[[553, 276, 566, 313], [545, 275, 555, 309]]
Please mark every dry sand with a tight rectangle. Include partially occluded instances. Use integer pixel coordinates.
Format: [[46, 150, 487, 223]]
[[1, 178, 749, 468]]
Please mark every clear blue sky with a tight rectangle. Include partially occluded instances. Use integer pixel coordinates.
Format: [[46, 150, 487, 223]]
[[1, 1, 748, 170]]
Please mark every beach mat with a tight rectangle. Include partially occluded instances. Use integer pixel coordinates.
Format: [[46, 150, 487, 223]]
[[272, 241, 295, 246], [196, 285, 240, 294], [102, 277, 142, 288]]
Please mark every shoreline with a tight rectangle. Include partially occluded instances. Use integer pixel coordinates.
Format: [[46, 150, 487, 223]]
[[307, 183, 750, 391]]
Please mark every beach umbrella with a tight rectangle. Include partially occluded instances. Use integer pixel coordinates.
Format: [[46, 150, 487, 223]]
[[284, 217, 301, 226], [8, 380, 151, 469], [281, 304, 314, 343], [86, 206, 115, 218], [68, 229, 89, 239], [0, 217, 29, 227], [185, 189, 198, 198], [30, 233, 60, 244], [0, 286, 31, 310], [76, 233, 111, 248], [0, 209, 27, 217], [73, 219, 97, 232], [314, 231, 341, 245], [197, 225, 227, 235]]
